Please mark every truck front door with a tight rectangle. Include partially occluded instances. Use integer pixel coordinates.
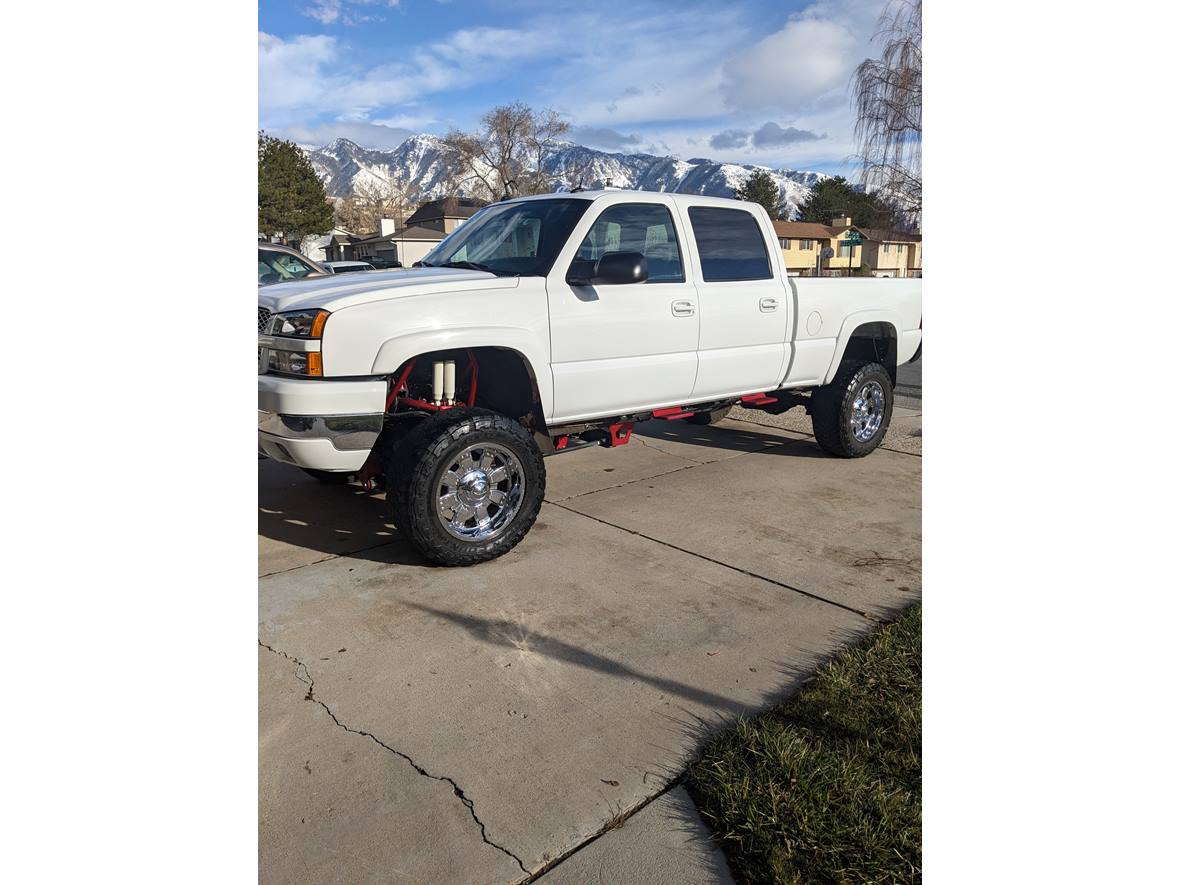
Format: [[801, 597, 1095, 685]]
[[547, 200, 699, 422]]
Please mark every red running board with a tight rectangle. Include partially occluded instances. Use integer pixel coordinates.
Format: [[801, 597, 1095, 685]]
[[740, 393, 777, 407]]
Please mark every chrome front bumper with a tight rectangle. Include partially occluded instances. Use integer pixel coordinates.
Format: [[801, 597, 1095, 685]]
[[257, 411, 382, 450], [258, 375, 386, 471]]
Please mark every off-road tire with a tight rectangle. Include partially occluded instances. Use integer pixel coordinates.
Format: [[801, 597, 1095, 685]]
[[811, 361, 893, 457], [384, 408, 546, 566], [688, 405, 734, 425]]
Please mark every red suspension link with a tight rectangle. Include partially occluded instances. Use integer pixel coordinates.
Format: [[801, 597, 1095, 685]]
[[386, 350, 481, 413]]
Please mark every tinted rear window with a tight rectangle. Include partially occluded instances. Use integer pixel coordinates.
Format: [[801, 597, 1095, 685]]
[[687, 206, 773, 282]]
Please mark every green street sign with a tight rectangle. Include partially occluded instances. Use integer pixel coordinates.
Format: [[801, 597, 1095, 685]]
[[844, 231, 863, 244]]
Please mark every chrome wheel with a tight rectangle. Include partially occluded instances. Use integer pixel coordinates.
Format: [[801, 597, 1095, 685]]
[[435, 442, 526, 542], [850, 380, 886, 442]]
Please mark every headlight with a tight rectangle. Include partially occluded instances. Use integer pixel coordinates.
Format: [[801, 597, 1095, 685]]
[[266, 350, 322, 376], [267, 309, 329, 338]]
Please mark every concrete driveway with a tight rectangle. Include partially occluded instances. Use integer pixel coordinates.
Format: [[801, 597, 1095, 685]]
[[259, 413, 921, 883]]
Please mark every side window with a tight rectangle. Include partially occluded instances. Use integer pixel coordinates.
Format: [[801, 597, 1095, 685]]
[[687, 207, 774, 282], [572, 203, 685, 283]]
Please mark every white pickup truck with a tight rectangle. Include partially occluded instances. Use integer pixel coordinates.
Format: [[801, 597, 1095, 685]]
[[259, 191, 921, 566]]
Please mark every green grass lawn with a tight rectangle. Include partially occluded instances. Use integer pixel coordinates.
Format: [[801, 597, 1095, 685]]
[[686, 604, 921, 885]]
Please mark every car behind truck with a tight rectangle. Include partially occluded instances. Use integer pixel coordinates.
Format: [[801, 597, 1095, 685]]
[[259, 191, 922, 566]]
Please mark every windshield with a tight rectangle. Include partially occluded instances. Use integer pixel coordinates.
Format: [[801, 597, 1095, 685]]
[[419, 198, 590, 277], [259, 249, 318, 285]]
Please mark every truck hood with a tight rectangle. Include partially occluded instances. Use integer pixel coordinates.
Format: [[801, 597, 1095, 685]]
[[257, 267, 518, 313]]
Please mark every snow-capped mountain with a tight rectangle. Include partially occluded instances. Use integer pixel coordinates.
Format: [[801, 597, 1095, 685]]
[[304, 135, 828, 219]]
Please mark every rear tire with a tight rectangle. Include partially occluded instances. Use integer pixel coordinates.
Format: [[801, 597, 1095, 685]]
[[384, 408, 545, 566], [811, 361, 893, 457]]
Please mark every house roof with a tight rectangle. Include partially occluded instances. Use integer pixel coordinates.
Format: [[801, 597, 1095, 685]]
[[353, 224, 447, 245], [772, 221, 844, 239], [405, 196, 488, 226], [859, 228, 922, 243]]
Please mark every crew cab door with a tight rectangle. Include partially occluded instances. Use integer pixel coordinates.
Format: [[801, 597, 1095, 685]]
[[547, 200, 699, 422], [682, 205, 790, 398]]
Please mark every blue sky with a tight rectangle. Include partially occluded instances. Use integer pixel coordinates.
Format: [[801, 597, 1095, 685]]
[[259, 0, 888, 176]]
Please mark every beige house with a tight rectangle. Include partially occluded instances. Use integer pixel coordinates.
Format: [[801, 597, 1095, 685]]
[[773, 217, 864, 276], [860, 229, 922, 278], [772, 217, 922, 277]]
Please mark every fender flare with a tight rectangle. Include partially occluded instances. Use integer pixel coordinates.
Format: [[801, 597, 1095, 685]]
[[822, 309, 902, 385], [370, 326, 552, 416]]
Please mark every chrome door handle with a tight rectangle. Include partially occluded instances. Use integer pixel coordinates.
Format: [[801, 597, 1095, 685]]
[[671, 300, 696, 317], [759, 297, 780, 312]]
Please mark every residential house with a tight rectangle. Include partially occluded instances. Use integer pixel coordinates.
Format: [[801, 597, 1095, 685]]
[[301, 228, 361, 263], [772, 217, 922, 277], [404, 196, 488, 234], [773, 217, 864, 276], [352, 217, 446, 267], [859, 229, 923, 278]]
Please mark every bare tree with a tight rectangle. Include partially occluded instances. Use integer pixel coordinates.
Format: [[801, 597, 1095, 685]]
[[444, 102, 570, 200], [334, 177, 421, 235], [852, 0, 922, 226]]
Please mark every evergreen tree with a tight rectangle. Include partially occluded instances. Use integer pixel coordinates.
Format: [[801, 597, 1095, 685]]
[[734, 169, 783, 219], [258, 132, 335, 240], [796, 176, 903, 230]]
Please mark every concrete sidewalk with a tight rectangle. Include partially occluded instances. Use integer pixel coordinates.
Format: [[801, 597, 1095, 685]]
[[259, 414, 921, 883]]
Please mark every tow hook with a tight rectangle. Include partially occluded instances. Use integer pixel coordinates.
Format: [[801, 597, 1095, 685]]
[[357, 450, 382, 491]]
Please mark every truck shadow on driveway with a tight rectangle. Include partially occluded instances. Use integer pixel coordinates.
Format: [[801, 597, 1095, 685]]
[[259, 421, 834, 571], [258, 459, 424, 570], [402, 600, 843, 717], [631, 419, 829, 460]]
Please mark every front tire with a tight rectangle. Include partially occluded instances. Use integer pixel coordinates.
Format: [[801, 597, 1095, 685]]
[[811, 361, 894, 457], [385, 408, 546, 566]]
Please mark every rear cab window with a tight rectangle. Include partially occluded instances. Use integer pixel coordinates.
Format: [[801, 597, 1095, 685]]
[[687, 206, 774, 282]]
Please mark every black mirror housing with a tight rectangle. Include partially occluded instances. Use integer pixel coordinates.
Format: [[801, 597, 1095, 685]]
[[567, 251, 649, 286]]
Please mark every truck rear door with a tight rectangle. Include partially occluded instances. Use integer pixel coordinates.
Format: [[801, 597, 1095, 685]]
[[680, 205, 789, 398]]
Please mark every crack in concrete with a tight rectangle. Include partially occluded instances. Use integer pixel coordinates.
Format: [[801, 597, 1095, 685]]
[[258, 539, 400, 579], [544, 462, 701, 504], [547, 502, 882, 623], [259, 641, 530, 877], [632, 435, 707, 464]]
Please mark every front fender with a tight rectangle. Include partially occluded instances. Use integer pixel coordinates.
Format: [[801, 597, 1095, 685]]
[[370, 326, 553, 416], [822, 309, 902, 384]]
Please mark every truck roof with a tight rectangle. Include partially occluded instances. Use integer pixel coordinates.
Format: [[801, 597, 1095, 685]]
[[501, 189, 765, 212]]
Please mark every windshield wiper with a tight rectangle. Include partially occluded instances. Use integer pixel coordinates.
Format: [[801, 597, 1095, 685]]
[[439, 260, 497, 274]]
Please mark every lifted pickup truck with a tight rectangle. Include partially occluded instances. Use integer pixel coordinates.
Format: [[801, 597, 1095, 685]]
[[259, 191, 921, 566]]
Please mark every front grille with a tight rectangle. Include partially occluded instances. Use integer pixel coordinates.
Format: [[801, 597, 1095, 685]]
[[258, 306, 272, 333]]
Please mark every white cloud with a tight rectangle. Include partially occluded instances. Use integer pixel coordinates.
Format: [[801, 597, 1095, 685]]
[[568, 125, 641, 150], [722, 17, 857, 110], [258, 27, 543, 130], [302, 0, 399, 26], [259, 0, 887, 173], [258, 32, 338, 118], [541, 8, 742, 127]]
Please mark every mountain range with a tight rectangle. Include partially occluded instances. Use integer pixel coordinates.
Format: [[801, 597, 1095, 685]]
[[303, 135, 828, 219]]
